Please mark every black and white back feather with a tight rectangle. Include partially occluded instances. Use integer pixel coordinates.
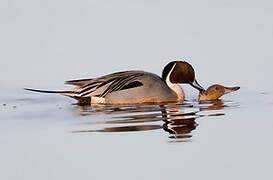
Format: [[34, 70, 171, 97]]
[[26, 71, 145, 100]]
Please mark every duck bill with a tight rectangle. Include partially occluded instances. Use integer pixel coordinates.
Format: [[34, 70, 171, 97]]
[[190, 79, 205, 92], [224, 86, 240, 94]]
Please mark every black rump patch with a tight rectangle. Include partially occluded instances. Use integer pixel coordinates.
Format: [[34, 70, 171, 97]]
[[120, 81, 143, 90], [78, 97, 91, 106]]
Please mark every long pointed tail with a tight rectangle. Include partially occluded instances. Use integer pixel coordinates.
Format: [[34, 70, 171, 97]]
[[24, 88, 77, 98], [24, 88, 71, 94]]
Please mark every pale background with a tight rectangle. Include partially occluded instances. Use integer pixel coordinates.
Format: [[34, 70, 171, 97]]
[[1, 0, 272, 91], [1, 1, 273, 180]]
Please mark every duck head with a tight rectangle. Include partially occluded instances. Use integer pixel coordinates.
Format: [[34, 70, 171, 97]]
[[199, 84, 240, 101], [162, 61, 205, 91]]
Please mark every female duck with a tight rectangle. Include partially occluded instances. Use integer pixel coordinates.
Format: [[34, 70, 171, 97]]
[[25, 61, 204, 105], [199, 84, 240, 101]]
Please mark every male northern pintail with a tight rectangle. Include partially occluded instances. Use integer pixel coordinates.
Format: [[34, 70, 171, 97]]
[[25, 61, 205, 105], [199, 84, 240, 101]]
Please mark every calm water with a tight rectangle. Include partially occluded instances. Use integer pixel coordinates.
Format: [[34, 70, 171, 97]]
[[0, 86, 272, 180], [1, 0, 273, 179]]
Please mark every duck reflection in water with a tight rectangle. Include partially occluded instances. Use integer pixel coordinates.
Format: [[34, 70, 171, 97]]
[[73, 100, 232, 142]]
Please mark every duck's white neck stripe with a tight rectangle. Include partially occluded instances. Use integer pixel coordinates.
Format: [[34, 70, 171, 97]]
[[166, 63, 176, 87], [165, 63, 184, 101]]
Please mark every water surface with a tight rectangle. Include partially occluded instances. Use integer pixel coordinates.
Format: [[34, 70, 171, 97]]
[[1, 1, 273, 179], [1, 87, 272, 180]]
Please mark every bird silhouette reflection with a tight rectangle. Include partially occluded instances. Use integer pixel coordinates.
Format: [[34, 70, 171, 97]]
[[73, 100, 234, 142]]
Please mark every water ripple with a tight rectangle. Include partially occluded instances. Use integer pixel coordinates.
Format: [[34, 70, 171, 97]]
[[72, 100, 239, 142]]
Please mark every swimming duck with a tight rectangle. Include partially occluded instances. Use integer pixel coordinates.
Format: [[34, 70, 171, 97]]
[[199, 84, 240, 101], [25, 61, 204, 105]]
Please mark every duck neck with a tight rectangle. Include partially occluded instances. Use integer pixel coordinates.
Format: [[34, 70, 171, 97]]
[[165, 64, 185, 101]]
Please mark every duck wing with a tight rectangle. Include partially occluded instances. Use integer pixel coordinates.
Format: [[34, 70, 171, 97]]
[[71, 71, 146, 98], [65, 78, 96, 86], [66, 71, 138, 86]]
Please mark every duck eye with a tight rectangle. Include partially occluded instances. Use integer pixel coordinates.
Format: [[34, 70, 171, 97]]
[[215, 87, 219, 90]]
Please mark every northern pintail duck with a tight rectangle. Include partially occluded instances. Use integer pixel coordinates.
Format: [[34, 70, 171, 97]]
[[199, 84, 240, 101], [25, 61, 205, 105]]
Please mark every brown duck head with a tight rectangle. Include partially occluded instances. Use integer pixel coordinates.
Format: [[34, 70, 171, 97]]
[[199, 84, 240, 101], [162, 61, 205, 91]]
